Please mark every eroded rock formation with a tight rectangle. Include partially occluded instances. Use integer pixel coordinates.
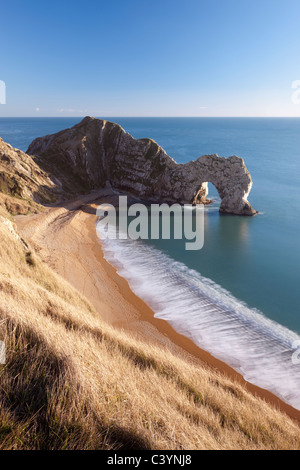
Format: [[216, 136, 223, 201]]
[[0, 138, 58, 213], [27, 116, 257, 215]]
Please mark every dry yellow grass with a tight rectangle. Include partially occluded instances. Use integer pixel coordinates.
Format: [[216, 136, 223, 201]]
[[0, 208, 300, 450]]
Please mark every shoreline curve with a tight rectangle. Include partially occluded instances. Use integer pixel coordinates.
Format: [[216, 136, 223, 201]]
[[15, 189, 300, 425]]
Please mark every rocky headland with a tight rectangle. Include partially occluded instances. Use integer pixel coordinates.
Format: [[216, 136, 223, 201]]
[[26, 116, 257, 216]]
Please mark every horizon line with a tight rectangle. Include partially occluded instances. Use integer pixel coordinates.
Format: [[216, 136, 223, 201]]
[[1, 115, 300, 119]]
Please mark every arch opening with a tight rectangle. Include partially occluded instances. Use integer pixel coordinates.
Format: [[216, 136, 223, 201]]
[[192, 182, 221, 207]]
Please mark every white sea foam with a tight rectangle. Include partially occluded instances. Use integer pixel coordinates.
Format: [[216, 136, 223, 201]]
[[97, 220, 300, 410]]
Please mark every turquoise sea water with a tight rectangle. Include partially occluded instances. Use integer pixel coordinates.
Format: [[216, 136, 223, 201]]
[[1, 117, 300, 408]]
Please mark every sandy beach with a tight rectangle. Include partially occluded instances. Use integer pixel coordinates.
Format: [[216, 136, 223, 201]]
[[16, 189, 300, 425]]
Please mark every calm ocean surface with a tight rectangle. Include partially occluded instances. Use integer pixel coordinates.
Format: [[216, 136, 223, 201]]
[[1, 117, 300, 408]]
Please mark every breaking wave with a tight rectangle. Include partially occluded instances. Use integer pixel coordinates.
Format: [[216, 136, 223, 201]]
[[97, 220, 300, 410]]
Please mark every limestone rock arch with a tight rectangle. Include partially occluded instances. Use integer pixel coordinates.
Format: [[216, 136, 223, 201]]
[[27, 117, 257, 216], [167, 154, 256, 215]]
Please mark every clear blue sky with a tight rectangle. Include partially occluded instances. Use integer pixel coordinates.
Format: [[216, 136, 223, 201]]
[[1, 0, 300, 117]]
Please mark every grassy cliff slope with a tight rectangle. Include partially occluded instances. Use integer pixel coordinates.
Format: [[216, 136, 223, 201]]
[[0, 207, 300, 449]]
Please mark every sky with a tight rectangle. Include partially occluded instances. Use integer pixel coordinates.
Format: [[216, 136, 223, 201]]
[[1, 0, 300, 117]]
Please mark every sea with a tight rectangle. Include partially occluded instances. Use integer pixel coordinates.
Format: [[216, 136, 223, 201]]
[[1, 116, 300, 409]]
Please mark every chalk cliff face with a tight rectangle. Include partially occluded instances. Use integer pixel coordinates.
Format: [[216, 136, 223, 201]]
[[27, 116, 256, 215]]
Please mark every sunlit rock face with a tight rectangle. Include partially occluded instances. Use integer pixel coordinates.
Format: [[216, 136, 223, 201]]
[[172, 155, 256, 215], [27, 116, 257, 215], [0, 137, 57, 204]]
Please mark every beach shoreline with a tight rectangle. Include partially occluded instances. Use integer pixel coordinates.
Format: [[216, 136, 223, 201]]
[[16, 190, 300, 425]]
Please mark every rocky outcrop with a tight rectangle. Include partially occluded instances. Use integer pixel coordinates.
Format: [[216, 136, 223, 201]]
[[27, 116, 257, 215], [0, 138, 59, 214]]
